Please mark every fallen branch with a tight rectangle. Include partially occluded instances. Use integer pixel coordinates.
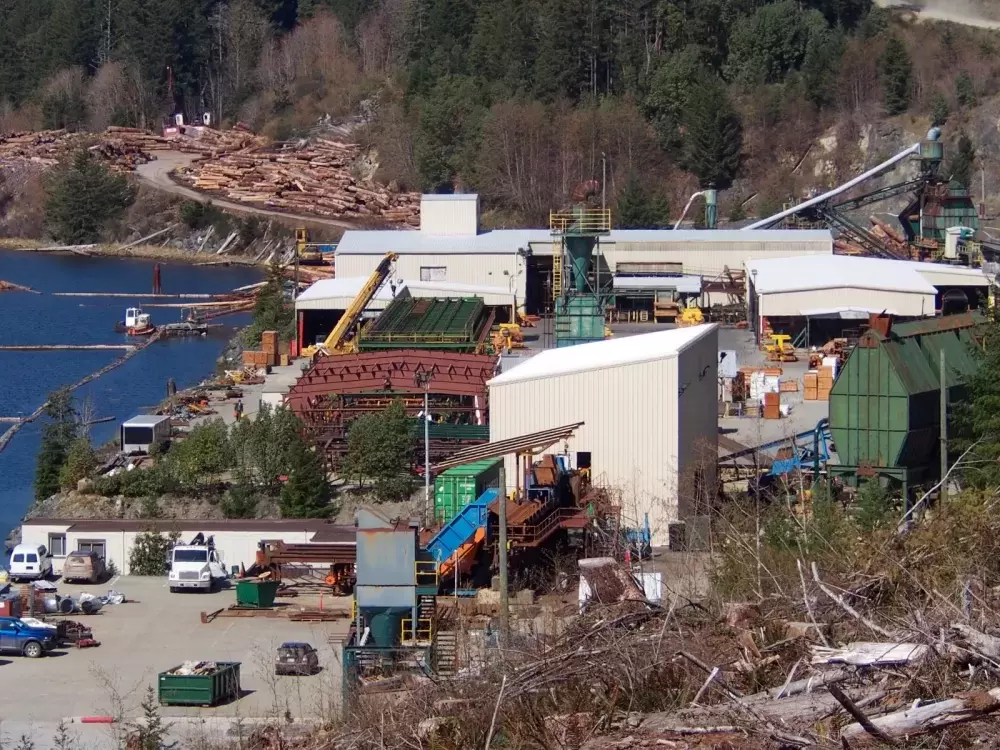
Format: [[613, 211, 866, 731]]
[[797, 559, 830, 647], [841, 688, 1000, 740], [811, 642, 928, 667], [950, 622, 1000, 660], [811, 562, 894, 639], [827, 684, 897, 746], [121, 222, 178, 249]]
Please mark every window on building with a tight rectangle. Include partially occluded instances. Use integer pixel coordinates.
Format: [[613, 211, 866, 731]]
[[78, 539, 106, 559], [419, 266, 446, 282], [48, 534, 67, 557]]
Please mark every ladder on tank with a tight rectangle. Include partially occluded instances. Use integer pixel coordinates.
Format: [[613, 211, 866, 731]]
[[552, 239, 563, 302]]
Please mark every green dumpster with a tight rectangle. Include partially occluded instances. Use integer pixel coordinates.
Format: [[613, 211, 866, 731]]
[[158, 661, 241, 706], [235, 579, 280, 608]]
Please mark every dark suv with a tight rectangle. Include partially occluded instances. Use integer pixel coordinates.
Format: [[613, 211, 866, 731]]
[[275, 642, 319, 675]]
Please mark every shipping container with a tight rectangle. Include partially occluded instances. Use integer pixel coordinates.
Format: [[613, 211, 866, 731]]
[[433, 459, 501, 523]]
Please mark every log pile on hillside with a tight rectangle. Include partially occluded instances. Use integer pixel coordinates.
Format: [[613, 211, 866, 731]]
[[173, 138, 421, 225], [1, 125, 420, 226]]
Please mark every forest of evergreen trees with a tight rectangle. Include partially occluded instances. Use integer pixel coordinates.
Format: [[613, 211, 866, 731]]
[[0, 0, 992, 225]]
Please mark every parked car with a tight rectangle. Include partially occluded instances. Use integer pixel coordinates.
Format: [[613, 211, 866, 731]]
[[0, 617, 58, 658], [62, 551, 107, 584], [8, 544, 52, 582], [275, 642, 319, 675]]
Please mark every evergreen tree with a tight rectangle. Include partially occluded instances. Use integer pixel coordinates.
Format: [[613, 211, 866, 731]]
[[34, 388, 77, 502], [956, 71, 976, 108], [645, 46, 707, 154], [130, 686, 176, 750], [616, 173, 670, 229], [681, 75, 743, 190], [414, 75, 483, 191], [59, 436, 96, 490], [280, 445, 333, 518], [342, 399, 414, 501], [45, 151, 136, 244], [930, 92, 949, 127], [950, 133, 975, 190], [243, 262, 293, 348], [879, 36, 912, 115]]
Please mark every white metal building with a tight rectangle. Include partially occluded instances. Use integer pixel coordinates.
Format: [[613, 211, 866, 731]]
[[335, 194, 834, 313], [746, 255, 989, 319], [19, 519, 355, 576], [488, 325, 719, 546]]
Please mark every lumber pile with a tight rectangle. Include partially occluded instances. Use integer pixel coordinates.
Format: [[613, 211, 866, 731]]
[[174, 138, 421, 225]]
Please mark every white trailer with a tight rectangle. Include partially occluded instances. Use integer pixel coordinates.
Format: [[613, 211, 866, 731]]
[[120, 415, 172, 454]]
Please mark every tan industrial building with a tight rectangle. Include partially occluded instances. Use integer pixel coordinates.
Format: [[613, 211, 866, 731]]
[[488, 324, 719, 546], [19, 519, 354, 576], [335, 194, 834, 314], [746, 255, 990, 344]]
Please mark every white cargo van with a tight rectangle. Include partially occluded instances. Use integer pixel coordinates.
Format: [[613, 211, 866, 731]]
[[9, 544, 53, 582]]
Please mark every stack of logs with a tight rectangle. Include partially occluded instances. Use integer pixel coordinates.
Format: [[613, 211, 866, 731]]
[[1, 125, 420, 225], [174, 138, 421, 225]]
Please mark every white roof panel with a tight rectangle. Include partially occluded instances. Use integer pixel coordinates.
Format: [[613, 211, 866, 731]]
[[123, 415, 170, 426], [746, 255, 941, 295], [607, 229, 832, 244], [489, 324, 717, 386], [613, 275, 702, 293], [404, 280, 514, 298], [337, 227, 833, 256], [296, 277, 398, 303]]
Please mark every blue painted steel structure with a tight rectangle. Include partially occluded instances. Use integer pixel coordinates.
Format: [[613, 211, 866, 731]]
[[426, 488, 497, 567]]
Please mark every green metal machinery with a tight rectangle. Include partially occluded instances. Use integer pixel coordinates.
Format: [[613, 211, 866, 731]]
[[357, 296, 493, 353], [551, 208, 612, 348], [828, 313, 982, 493]]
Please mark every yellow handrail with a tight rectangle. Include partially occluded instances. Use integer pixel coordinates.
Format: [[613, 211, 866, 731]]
[[415, 560, 439, 587], [401, 617, 434, 644], [549, 209, 612, 234]]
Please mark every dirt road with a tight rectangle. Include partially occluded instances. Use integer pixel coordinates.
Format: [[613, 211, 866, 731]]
[[135, 151, 358, 232], [875, 0, 1000, 30]]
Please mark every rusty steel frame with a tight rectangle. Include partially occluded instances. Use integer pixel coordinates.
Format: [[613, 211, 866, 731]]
[[285, 350, 496, 410]]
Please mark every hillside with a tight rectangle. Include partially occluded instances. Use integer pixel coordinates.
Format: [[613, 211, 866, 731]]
[[2, 0, 1000, 232]]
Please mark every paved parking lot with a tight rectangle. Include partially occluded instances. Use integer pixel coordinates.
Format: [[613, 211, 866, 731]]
[[0, 576, 351, 728]]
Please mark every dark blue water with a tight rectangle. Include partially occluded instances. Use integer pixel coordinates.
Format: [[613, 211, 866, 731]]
[[0, 250, 262, 539]]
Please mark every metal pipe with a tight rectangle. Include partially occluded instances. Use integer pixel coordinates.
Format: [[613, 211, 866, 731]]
[[743, 143, 922, 230], [674, 191, 705, 230], [498, 464, 509, 637]]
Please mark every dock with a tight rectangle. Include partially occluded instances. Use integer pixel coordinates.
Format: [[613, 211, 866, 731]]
[[0, 344, 136, 351]]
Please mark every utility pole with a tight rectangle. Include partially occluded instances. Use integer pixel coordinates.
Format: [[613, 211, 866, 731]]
[[415, 371, 432, 523], [940, 349, 948, 504], [498, 462, 509, 637]]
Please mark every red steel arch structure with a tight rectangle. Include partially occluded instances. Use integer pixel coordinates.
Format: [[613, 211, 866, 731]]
[[286, 350, 497, 470]]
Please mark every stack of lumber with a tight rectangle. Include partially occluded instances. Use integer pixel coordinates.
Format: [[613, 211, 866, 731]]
[[174, 138, 421, 225]]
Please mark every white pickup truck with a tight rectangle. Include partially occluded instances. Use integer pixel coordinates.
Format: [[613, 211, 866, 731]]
[[167, 534, 228, 593]]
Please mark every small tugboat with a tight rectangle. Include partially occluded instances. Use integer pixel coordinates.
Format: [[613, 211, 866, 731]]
[[115, 306, 157, 336]]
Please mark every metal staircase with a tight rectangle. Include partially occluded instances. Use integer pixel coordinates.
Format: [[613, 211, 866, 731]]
[[434, 631, 458, 677]]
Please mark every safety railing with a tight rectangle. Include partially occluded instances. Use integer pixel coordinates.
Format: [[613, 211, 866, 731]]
[[415, 560, 439, 588], [549, 209, 612, 235], [401, 617, 434, 645]]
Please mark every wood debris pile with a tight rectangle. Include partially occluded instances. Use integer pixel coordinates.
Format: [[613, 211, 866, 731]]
[[173, 138, 421, 225]]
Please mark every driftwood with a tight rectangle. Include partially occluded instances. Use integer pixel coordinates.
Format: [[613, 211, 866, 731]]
[[811, 642, 929, 667], [950, 623, 1000, 660], [841, 688, 1000, 740]]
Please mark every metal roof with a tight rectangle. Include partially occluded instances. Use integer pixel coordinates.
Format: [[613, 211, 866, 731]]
[[295, 277, 401, 310], [337, 228, 833, 256], [488, 324, 717, 386], [747, 255, 988, 295], [122, 415, 170, 427], [23, 518, 354, 536], [421, 194, 478, 202], [432, 422, 584, 472], [871, 313, 982, 396]]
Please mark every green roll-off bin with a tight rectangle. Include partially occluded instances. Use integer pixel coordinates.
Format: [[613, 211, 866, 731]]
[[235, 580, 280, 608]]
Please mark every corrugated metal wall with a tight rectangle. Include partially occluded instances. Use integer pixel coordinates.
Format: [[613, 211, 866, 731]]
[[600, 239, 831, 278], [489, 339, 715, 546], [420, 197, 479, 235], [760, 288, 934, 317], [675, 328, 720, 520], [336, 253, 525, 303]]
